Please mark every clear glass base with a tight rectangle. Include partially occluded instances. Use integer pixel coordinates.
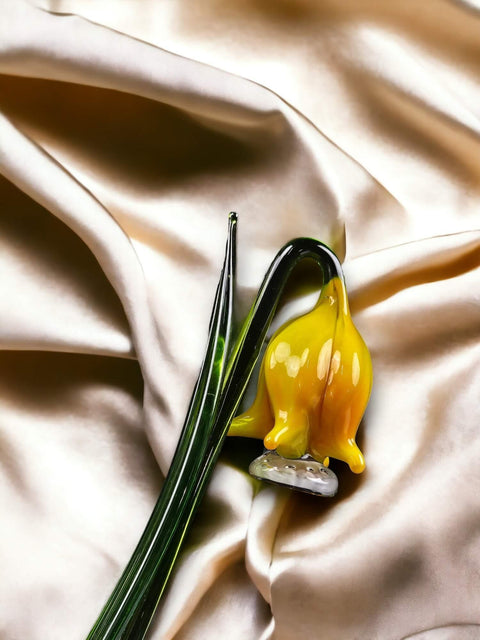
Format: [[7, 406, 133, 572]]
[[249, 451, 338, 497]]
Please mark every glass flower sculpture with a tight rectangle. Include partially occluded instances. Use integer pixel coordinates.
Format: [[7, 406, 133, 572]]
[[86, 214, 372, 640], [229, 275, 372, 496]]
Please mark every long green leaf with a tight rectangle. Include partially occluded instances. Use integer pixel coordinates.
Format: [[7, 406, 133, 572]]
[[86, 212, 237, 640]]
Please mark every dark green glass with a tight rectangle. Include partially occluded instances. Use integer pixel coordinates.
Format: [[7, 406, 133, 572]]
[[86, 214, 343, 640]]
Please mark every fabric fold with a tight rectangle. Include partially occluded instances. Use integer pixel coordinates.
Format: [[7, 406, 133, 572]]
[[1, 0, 480, 638]]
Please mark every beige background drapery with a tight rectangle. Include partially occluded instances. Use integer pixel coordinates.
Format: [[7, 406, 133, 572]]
[[1, 1, 480, 638]]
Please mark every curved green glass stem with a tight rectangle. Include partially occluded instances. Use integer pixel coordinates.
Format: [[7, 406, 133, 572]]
[[85, 221, 343, 640]]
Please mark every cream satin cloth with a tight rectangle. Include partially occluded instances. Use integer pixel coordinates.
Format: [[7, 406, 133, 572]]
[[1, 1, 480, 639]]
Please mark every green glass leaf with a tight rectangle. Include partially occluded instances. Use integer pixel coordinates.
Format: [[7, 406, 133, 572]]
[[86, 213, 237, 640]]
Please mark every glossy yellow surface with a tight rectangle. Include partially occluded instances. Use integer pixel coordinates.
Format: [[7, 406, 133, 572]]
[[228, 277, 372, 473]]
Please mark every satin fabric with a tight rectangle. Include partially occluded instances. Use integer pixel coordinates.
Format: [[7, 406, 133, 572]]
[[1, 1, 479, 638]]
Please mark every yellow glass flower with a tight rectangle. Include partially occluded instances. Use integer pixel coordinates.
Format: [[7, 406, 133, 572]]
[[228, 277, 372, 473]]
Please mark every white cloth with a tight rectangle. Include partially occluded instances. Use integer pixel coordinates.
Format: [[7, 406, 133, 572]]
[[0, 1, 479, 638]]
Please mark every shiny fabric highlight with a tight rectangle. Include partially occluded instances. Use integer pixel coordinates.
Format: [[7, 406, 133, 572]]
[[1, 1, 480, 639]]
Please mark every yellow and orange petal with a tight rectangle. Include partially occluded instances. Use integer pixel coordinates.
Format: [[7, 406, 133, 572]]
[[228, 277, 372, 474]]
